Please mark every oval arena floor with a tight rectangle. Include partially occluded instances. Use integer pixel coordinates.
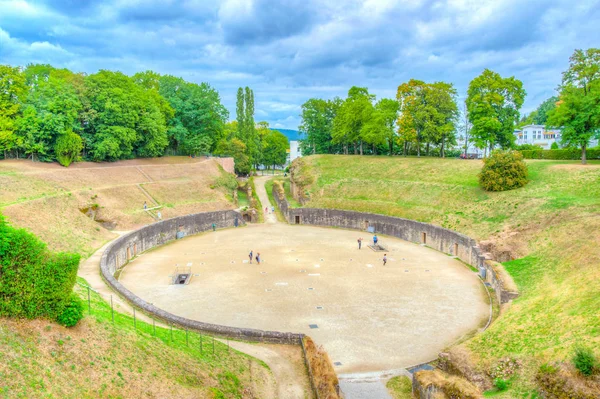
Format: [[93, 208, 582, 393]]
[[119, 223, 489, 373]]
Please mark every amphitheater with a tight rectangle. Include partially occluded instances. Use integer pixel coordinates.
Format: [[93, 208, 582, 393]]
[[105, 177, 491, 376]]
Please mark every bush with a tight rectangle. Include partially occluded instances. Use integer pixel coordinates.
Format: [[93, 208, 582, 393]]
[[515, 143, 543, 151], [520, 148, 600, 160], [56, 293, 84, 327], [0, 214, 80, 320], [573, 347, 597, 376], [551, 142, 559, 150], [479, 150, 529, 192], [493, 378, 509, 391]]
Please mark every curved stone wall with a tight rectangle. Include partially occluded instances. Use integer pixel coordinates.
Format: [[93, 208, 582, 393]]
[[100, 209, 303, 344], [272, 185, 518, 306]]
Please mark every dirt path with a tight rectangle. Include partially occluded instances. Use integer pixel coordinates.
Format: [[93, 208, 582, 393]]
[[223, 340, 313, 399], [253, 176, 278, 224]]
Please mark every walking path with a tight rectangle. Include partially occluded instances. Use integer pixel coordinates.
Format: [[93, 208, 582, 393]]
[[253, 176, 277, 224]]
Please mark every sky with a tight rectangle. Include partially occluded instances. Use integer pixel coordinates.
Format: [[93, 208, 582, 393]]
[[1, 0, 599, 130]]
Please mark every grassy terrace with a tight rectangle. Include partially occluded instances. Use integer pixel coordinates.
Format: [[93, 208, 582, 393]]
[[293, 155, 600, 396], [0, 278, 272, 399]]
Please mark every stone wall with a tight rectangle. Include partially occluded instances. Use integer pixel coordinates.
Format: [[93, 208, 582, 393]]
[[100, 209, 302, 344], [272, 186, 518, 306]]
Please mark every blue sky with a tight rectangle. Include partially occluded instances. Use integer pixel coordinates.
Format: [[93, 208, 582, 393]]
[[1, 0, 599, 129]]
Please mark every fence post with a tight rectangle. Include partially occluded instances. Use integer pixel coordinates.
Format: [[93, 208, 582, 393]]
[[110, 295, 114, 324], [87, 286, 91, 315]]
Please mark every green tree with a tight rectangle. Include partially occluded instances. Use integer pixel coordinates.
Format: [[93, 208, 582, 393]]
[[332, 86, 375, 155], [214, 137, 251, 175], [467, 69, 526, 155], [424, 82, 459, 158], [0, 65, 26, 159], [397, 79, 430, 157], [16, 66, 83, 161], [156, 75, 227, 156], [55, 129, 83, 167], [547, 48, 600, 164], [263, 129, 289, 170], [298, 97, 341, 154], [236, 88, 245, 139], [362, 98, 399, 155]]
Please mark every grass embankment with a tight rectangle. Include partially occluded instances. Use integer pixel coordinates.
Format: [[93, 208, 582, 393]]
[[0, 278, 273, 399], [386, 375, 413, 398], [0, 157, 235, 256], [293, 155, 600, 395]]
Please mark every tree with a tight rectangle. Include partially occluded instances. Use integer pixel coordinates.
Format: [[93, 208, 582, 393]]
[[263, 129, 289, 170], [422, 82, 459, 157], [298, 97, 341, 154], [362, 98, 399, 155], [236, 88, 245, 139], [0, 65, 26, 158], [332, 86, 375, 155], [156, 75, 227, 156], [55, 129, 83, 167], [467, 69, 526, 155], [214, 137, 251, 175], [397, 79, 428, 156], [547, 48, 600, 164], [458, 101, 472, 156]]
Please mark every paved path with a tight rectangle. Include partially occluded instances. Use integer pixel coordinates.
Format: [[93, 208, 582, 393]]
[[253, 176, 277, 224]]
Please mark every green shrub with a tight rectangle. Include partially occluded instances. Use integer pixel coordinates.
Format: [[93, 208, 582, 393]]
[[0, 214, 80, 320], [520, 148, 600, 160], [573, 347, 597, 376], [515, 143, 543, 151], [479, 150, 529, 192], [551, 142, 559, 150], [55, 130, 83, 167], [56, 293, 84, 327], [493, 378, 509, 391]]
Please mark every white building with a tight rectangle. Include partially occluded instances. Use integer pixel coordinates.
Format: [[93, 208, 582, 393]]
[[514, 125, 562, 149], [287, 140, 302, 164]]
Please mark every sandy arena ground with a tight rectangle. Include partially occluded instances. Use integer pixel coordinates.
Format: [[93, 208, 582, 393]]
[[119, 223, 489, 373]]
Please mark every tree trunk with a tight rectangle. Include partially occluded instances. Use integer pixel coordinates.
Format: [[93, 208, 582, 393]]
[[582, 143, 587, 165], [373, 144, 376, 155], [389, 139, 393, 156], [441, 138, 445, 158], [353, 142, 357, 155], [359, 141, 363, 155], [417, 140, 421, 157], [403, 142, 407, 156], [426, 142, 430, 156]]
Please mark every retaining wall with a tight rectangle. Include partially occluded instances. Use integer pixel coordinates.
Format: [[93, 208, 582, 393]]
[[272, 185, 517, 306], [100, 209, 302, 344]]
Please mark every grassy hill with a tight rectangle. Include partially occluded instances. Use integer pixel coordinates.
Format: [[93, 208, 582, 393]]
[[291, 155, 600, 396], [0, 278, 274, 398], [0, 157, 235, 256]]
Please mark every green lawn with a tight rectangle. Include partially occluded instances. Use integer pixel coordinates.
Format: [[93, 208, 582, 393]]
[[293, 155, 600, 394]]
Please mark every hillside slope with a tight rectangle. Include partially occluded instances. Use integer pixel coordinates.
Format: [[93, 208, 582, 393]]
[[291, 155, 600, 395], [0, 279, 274, 399], [0, 157, 235, 256]]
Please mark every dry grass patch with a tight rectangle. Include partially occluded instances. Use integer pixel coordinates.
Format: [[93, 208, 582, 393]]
[[303, 336, 340, 399]]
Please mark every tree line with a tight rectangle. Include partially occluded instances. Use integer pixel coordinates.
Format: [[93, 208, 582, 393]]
[[299, 48, 600, 163], [0, 65, 288, 172]]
